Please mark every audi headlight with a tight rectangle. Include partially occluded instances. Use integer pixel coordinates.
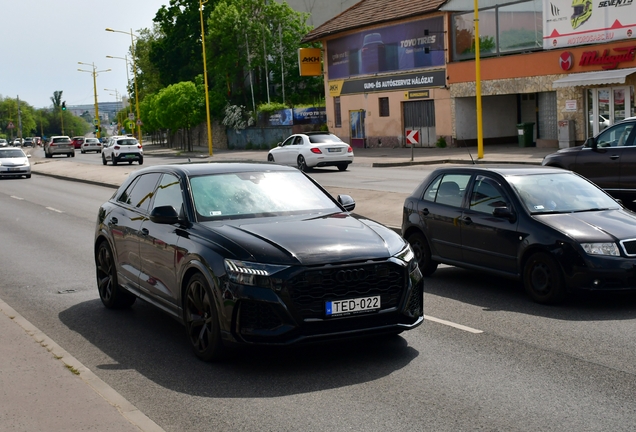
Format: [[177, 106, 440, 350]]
[[581, 243, 620, 256], [224, 259, 288, 288], [395, 243, 417, 272]]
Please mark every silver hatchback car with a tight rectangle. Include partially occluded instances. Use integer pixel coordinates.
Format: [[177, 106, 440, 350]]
[[45, 136, 75, 158]]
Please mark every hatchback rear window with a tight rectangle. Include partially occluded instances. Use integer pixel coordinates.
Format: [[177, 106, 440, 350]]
[[117, 139, 139, 146]]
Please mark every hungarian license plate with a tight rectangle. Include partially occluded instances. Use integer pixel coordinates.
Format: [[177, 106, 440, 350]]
[[126, 154, 136, 159], [326, 296, 380, 317], [327, 148, 341, 152], [9, 168, 20, 172]]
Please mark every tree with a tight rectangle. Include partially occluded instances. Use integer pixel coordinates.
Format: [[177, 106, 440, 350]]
[[150, 0, 218, 87]]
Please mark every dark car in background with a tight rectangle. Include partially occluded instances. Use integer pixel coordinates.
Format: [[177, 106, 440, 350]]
[[402, 165, 636, 304], [542, 117, 636, 208], [95, 163, 423, 360]]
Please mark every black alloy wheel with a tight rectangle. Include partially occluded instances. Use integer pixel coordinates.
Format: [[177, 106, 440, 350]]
[[95, 241, 136, 308], [297, 155, 308, 172], [183, 273, 224, 361], [407, 232, 438, 276], [523, 252, 566, 304]]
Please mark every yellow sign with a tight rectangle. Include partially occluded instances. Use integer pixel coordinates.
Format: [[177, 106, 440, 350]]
[[328, 80, 344, 97], [298, 48, 322, 76], [405, 90, 430, 99]]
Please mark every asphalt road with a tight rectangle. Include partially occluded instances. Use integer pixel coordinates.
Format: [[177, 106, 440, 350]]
[[2, 169, 636, 431]]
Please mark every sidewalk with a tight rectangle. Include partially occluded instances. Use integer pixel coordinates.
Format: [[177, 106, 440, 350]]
[[1, 142, 555, 431]]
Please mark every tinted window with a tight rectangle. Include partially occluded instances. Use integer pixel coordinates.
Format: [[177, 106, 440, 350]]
[[308, 134, 344, 144], [435, 174, 471, 207], [116, 139, 139, 146], [152, 174, 184, 217], [117, 173, 161, 212], [595, 122, 634, 147], [53, 137, 70, 143], [469, 177, 509, 213]]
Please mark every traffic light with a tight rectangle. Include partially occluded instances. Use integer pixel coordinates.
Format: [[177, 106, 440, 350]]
[[62, 101, 66, 111]]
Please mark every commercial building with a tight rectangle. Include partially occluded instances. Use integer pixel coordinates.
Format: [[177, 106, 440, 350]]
[[303, 0, 636, 149]]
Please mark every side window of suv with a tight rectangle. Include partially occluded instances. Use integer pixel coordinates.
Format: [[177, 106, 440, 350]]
[[596, 122, 635, 147], [117, 173, 162, 213]]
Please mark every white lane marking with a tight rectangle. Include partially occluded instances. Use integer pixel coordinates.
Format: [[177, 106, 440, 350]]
[[424, 315, 483, 334], [10, 196, 24, 200], [46, 207, 63, 213]]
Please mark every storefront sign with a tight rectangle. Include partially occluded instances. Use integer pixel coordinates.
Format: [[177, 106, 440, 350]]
[[579, 45, 636, 69], [292, 107, 326, 124], [405, 90, 430, 99], [543, 0, 636, 49], [329, 70, 445, 96], [565, 100, 577, 111], [298, 48, 322, 76], [559, 52, 574, 70]]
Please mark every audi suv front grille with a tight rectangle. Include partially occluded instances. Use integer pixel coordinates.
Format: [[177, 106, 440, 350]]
[[288, 262, 405, 319]]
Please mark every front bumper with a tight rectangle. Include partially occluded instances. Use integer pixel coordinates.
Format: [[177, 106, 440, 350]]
[[219, 261, 424, 346], [564, 253, 636, 291], [0, 166, 30, 176]]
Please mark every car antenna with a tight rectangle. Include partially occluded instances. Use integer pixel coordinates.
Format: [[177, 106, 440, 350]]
[[462, 141, 476, 164]]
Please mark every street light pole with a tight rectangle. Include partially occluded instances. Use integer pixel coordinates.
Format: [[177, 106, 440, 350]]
[[200, 0, 213, 156], [106, 55, 134, 121], [105, 28, 142, 145], [78, 62, 111, 139], [105, 88, 121, 134]]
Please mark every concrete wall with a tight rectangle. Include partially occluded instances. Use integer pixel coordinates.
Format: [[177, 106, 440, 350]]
[[455, 94, 517, 141], [226, 127, 292, 150]]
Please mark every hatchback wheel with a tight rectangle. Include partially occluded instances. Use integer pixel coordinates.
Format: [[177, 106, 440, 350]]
[[102, 154, 107, 165], [112, 157, 118, 166], [95, 241, 136, 308], [184, 273, 224, 361], [407, 232, 438, 276], [297, 155, 308, 172], [523, 252, 566, 304], [138, 155, 143, 165]]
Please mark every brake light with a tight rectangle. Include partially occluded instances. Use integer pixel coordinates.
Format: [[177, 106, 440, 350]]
[[50, 142, 56, 147], [347, 146, 353, 153], [310, 148, 322, 154], [137, 144, 142, 149], [114, 145, 121, 150]]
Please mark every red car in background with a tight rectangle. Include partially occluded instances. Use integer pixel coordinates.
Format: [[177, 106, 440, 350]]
[[71, 136, 85, 149]]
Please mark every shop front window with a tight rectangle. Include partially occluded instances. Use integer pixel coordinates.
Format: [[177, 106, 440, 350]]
[[452, 0, 542, 60]]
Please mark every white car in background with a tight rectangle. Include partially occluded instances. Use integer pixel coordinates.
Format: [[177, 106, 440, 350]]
[[80, 137, 103, 154], [101, 136, 143, 165], [267, 132, 354, 171], [0, 147, 31, 179]]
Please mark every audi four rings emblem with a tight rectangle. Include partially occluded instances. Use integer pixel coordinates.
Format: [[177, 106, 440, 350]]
[[336, 269, 368, 283]]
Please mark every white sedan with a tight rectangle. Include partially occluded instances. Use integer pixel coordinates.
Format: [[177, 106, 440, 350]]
[[267, 132, 353, 171]]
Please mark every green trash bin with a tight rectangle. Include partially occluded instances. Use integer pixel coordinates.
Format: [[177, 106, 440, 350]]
[[517, 123, 535, 147]]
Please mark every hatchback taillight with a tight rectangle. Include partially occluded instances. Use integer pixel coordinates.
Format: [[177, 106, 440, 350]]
[[310, 148, 322, 154], [114, 145, 121, 150], [137, 144, 142, 149]]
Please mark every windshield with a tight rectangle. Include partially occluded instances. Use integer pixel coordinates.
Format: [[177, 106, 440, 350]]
[[190, 170, 340, 221], [508, 172, 620, 214], [0, 149, 25, 158]]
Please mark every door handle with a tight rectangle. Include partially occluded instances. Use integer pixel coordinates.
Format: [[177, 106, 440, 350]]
[[420, 208, 429, 216], [141, 228, 149, 236], [610, 155, 620, 160], [110, 217, 118, 224], [461, 216, 473, 225]]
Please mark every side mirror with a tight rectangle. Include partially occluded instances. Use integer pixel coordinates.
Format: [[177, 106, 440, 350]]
[[338, 194, 356, 212], [277, 142, 283, 147], [149, 205, 180, 224], [27, 154, 31, 158], [585, 136, 598, 149], [493, 206, 516, 223]]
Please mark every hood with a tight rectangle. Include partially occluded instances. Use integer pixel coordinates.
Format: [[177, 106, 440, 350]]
[[200, 213, 405, 266], [0, 157, 29, 166], [535, 209, 636, 242]]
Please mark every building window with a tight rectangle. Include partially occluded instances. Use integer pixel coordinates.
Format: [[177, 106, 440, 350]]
[[334, 97, 342, 127], [379, 97, 390, 117]]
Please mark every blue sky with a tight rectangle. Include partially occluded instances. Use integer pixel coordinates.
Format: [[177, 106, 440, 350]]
[[1, 0, 169, 108]]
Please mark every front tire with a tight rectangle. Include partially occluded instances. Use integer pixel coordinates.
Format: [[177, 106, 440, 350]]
[[407, 232, 438, 276], [523, 252, 566, 304], [267, 154, 274, 162], [95, 241, 136, 308], [184, 273, 224, 361]]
